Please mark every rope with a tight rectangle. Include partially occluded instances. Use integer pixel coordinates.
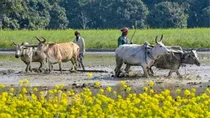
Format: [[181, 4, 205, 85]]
[[126, 47, 145, 61]]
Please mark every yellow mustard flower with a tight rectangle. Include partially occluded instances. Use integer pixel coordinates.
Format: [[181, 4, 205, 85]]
[[9, 88, 14, 92], [184, 89, 191, 96], [107, 86, 112, 92], [149, 81, 154, 87], [87, 73, 93, 78], [94, 82, 101, 88], [0, 84, 5, 88]]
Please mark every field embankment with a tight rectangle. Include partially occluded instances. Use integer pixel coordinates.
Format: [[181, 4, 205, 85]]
[[0, 28, 210, 49]]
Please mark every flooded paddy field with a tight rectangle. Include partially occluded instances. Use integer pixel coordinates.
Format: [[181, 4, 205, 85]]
[[0, 51, 210, 92]]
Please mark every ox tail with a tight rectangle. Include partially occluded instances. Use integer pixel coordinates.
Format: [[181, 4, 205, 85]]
[[77, 48, 80, 61]]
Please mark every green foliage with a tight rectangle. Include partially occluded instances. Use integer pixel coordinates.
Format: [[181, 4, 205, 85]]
[[2, 15, 19, 29], [2, 0, 51, 30], [0, 28, 209, 49], [1, 0, 209, 29], [187, 0, 210, 28], [147, 2, 188, 28], [47, 3, 69, 29], [200, 6, 210, 27]]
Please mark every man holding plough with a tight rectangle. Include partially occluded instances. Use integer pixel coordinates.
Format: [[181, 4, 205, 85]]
[[73, 31, 86, 70]]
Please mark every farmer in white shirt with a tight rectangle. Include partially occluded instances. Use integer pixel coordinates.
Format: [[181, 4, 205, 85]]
[[73, 31, 85, 69]]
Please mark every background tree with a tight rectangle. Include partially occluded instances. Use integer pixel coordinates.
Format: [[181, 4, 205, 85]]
[[200, 6, 210, 27], [187, 0, 210, 27], [61, 0, 93, 29], [107, 0, 148, 28], [147, 2, 188, 28], [0, 0, 209, 29], [0, 0, 7, 29], [47, 3, 69, 29], [2, 0, 51, 30]]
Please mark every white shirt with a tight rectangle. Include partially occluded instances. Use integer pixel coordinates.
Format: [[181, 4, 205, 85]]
[[73, 36, 85, 53]]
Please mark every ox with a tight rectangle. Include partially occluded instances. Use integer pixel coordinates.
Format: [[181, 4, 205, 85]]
[[150, 49, 200, 78], [14, 42, 47, 72], [115, 35, 170, 77], [36, 37, 80, 74]]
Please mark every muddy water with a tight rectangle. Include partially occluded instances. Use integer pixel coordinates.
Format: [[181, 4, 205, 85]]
[[0, 51, 210, 92]]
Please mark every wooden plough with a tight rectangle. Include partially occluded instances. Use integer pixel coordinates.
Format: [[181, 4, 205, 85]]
[[53, 69, 108, 73]]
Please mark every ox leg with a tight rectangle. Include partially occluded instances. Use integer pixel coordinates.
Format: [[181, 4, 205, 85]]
[[48, 62, 53, 73], [70, 60, 77, 71], [124, 64, 131, 76], [25, 65, 29, 72], [25, 63, 32, 72], [168, 70, 174, 77], [142, 66, 149, 78], [124, 64, 131, 73], [38, 62, 43, 73], [58, 63, 62, 74], [29, 65, 32, 72], [176, 71, 182, 78], [149, 67, 154, 76], [23, 61, 29, 73], [147, 67, 154, 76]]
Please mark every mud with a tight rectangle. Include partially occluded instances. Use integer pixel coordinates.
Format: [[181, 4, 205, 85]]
[[0, 51, 209, 92]]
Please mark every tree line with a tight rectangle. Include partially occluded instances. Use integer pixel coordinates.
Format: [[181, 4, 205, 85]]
[[0, 0, 209, 30]]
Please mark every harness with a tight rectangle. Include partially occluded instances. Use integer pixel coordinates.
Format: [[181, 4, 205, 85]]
[[145, 46, 156, 64]]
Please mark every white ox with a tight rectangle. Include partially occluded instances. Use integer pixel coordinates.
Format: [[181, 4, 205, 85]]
[[14, 42, 47, 72], [114, 35, 170, 77]]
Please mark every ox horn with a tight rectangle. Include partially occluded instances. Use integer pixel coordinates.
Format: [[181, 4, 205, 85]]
[[41, 37, 47, 43], [35, 36, 41, 42], [13, 42, 17, 45], [155, 36, 158, 43], [160, 34, 163, 42]]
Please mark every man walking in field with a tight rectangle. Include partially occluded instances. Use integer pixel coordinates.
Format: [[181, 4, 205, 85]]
[[73, 31, 85, 70], [118, 27, 132, 47]]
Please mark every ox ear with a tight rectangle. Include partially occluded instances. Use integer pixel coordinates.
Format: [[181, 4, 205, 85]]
[[35, 36, 41, 42], [155, 36, 158, 43], [13, 42, 17, 45], [160, 34, 163, 42]]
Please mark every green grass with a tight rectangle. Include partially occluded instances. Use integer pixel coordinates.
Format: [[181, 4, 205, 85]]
[[0, 28, 210, 49]]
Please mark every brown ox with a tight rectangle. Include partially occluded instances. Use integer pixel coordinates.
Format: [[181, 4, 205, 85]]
[[36, 37, 80, 73]]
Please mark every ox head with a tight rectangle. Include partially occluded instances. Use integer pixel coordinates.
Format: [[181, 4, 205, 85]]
[[36, 37, 48, 52], [36, 36, 56, 53], [182, 50, 200, 66], [13, 42, 28, 58], [152, 35, 170, 57]]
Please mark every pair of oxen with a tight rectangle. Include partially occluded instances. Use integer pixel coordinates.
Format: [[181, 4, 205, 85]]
[[14, 37, 84, 73], [115, 35, 200, 78]]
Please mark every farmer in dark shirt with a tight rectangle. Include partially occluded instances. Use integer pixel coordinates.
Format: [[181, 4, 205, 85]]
[[118, 27, 132, 47]]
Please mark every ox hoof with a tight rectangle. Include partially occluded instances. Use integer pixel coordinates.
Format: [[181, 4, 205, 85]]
[[143, 75, 149, 78], [149, 73, 154, 77], [124, 73, 129, 77], [178, 75, 183, 79], [115, 74, 124, 78]]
